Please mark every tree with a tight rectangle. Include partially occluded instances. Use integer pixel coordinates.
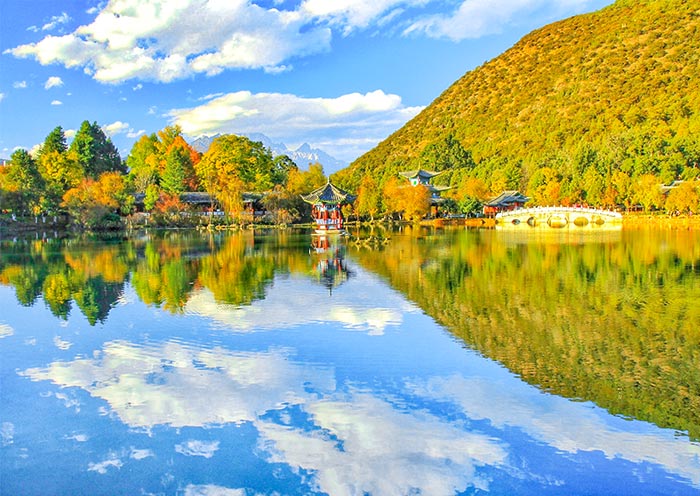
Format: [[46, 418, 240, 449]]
[[69, 121, 124, 178], [420, 134, 475, 172], [634, 174, 665, 212], [582, 166, 605, 207], [382, 178, 430, 221], [665, 181, 699, 214], [196, 135, 281, 218], [160, 144, 189, 195], [272, 154, 297, 186], [38, 126, 68, 160], [2, 149, 45, 215], [166, 136, 200, 191], [355, 175, 382, 222], [62, 172, 132, 227], [611, 170, 633, 209], [528, 167, 562, 206], [127, 134, 160, 193], [38, 150, 83, 213]]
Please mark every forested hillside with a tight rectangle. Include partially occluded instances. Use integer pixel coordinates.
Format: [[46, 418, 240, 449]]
[[333, 0, 700, 208]]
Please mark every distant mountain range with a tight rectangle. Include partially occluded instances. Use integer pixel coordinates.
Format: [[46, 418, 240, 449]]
[[190, 133, 347, 173]]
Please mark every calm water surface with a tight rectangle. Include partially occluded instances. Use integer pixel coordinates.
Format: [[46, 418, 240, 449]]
[[1, 227, 698, 495]]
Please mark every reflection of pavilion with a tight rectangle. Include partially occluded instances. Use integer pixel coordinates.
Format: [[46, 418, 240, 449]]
[[310, 235, 351, 293]]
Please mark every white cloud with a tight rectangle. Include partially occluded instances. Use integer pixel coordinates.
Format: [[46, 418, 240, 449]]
[[409, 374, 700, 486], [186, 271, 408, 336], [20, 340, 336, 428], [88, 456, 123, 474], [13, 81, 27, 89], [103, 121, 129, 136], [300, 0, 422, 34], [6, 0, 604, 83], [258, 393, 508, 495], [183, 486, 246, 496], [0, 423, 13, 447], [132, 83, 143, 91], [6, 0, 331, 83], [41, 12, 72, 32], [126, 129, 145, 139], [53, 336, 72, 350], [50, 100, 63, 106], [65, 129, 76, 139], [169, 90, 423, 162], [130, 448, 153, 460], [175, 440, 220, 458], [405, 0, 601, 41], [44, 76, 64, 89], [0, 93, 5, 103]]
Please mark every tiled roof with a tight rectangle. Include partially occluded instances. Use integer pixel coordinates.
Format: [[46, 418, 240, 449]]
[[398, 169, 442, 180], [301, 181, 356, 205], [484, 190, 530, 207]]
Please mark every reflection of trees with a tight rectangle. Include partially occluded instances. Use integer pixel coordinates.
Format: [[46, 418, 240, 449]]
[[0, 232, 319, 323], [131, 239, 199, 312], [0, 238, 131, 324], [197, 233, 278, 306], [353, 227, 700, 440]]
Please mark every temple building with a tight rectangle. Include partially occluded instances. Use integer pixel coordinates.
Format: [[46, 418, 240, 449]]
[[301, 181, 356, 233], [398, 169, 452, 216], [483, 191, 530, 216]]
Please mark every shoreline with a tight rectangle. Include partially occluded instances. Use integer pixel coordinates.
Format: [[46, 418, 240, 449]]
[[2, 213, 699, 237]]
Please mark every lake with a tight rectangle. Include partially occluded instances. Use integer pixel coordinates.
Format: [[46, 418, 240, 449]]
[[1, 226, 699, 495]]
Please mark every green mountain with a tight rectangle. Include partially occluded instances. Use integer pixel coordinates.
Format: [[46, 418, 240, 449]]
[[333, 0, 700, 206]]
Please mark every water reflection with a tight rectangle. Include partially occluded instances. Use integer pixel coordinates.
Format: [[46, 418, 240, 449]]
[[23, 341, 336, 427], [1, 229, 699, 495], [352, 226, 700, 440]]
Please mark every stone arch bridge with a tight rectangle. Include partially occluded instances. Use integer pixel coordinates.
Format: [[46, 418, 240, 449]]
[[495, 207, 622, 228]]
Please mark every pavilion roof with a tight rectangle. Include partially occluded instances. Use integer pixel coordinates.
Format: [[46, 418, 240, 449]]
[[301, 181, 356, 205], [398, 169, 442, 180], [484, 190, 530, 207]]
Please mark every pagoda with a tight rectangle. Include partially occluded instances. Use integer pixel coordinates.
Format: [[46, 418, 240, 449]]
[[398, 169, 451, 215], [301, 181, 356, 234]]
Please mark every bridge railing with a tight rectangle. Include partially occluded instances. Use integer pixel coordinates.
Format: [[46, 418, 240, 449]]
[[495, 206, 622, 219]]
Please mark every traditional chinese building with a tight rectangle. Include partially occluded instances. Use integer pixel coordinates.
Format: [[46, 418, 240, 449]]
[[398, 169, 452, 216], [483, 190, 529, 216], [301, 181, 356, 233]]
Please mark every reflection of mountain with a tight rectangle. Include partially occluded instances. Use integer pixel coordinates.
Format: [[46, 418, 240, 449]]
[[353, 227, 700, 440]]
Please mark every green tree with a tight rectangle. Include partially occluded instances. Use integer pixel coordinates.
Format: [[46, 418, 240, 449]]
[[69, 121, 123, 178], [2, 149, 45, 215], [127, 134, 160, 193], [420, 134, 475, 172], [38, 126, 68, 159], [161, 145, 189, 195]]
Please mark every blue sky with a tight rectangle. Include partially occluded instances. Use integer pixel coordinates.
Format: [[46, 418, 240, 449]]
[[0, 0, 613, 167]]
